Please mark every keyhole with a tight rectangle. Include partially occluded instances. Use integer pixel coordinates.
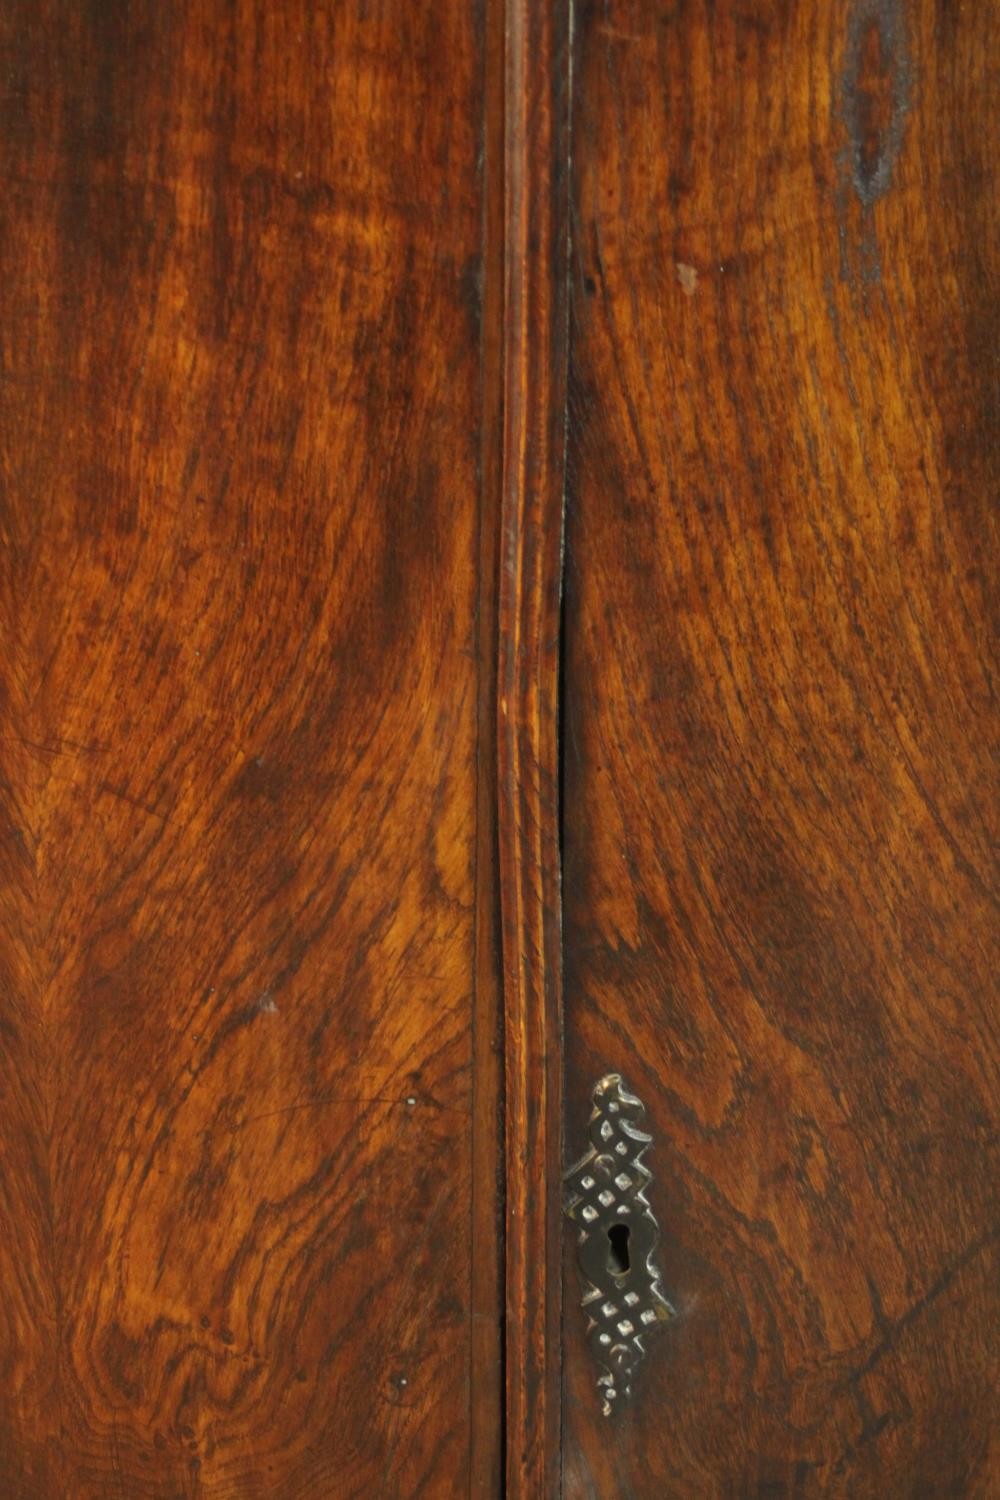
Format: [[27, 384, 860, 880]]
[[607, 1222, 631, 1276]]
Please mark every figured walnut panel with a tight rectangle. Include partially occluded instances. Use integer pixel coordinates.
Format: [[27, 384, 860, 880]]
[[563, 0, 998, 1494], [0, 2, 489, 1495]]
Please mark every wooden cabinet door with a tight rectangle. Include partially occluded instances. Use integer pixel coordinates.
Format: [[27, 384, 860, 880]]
[[0, 3, 500, 1495], [555, 0, 998, 1495], [2, 3, 996, 1497]]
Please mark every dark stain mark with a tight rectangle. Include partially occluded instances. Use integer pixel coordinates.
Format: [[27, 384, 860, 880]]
[[233, 753, 291, 804], [843, 0, 911, 210], [836, 0, 912, 289], [458, 252, 483, 342]]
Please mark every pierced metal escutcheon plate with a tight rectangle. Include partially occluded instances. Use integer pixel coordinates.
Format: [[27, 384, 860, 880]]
[[564, 1074, 673, 1416]]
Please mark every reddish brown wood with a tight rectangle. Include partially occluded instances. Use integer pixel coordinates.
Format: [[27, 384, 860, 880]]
[[5, 2, 995, 1493], [0, 2, 497, 1495], [562, 0, 998, 1495], [470, 0, 507, 1490], [497, 1, 572, 1495]]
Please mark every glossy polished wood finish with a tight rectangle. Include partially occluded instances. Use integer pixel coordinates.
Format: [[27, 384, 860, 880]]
[[562, 0, 998, 1495], [3, 2, 997, 1493], [0, 2, 493, 1495]]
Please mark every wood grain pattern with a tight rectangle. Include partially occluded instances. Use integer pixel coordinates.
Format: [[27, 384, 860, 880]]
[[562, 0, 998, 1495], [471, 0, 506, 1491], [497, 1, 571, 1495], [0, 2, 493, 1495]]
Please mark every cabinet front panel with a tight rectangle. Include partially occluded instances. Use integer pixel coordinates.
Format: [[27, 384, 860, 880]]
[[0, 3, 487, 1495], [562, 1, 997, 1494]]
